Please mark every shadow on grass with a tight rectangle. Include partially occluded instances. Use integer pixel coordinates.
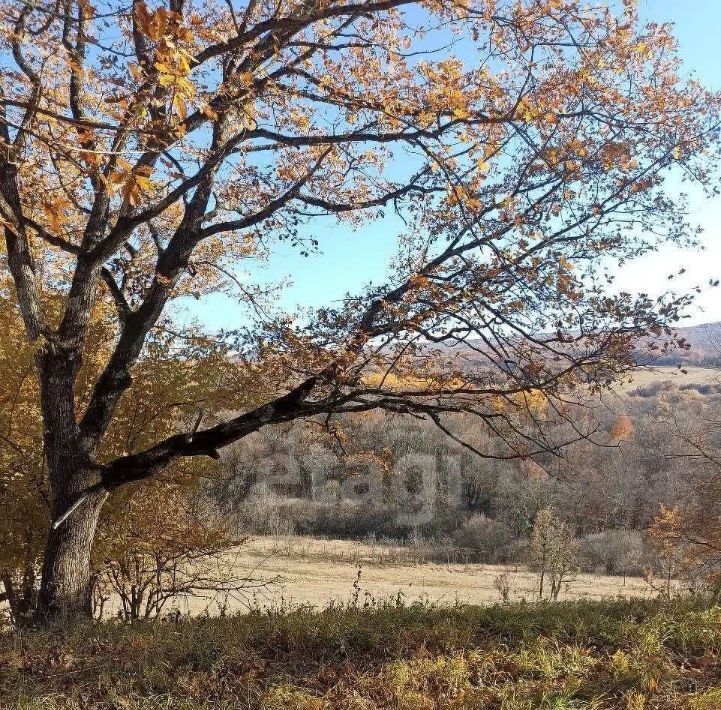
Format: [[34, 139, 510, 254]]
[[2, 597, 721, 708]]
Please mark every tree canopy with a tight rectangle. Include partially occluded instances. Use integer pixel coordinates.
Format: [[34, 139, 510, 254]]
[[0, 0, 719, 619]]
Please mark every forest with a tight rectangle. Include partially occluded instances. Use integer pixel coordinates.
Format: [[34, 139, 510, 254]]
[[216, 372, 721, 580]]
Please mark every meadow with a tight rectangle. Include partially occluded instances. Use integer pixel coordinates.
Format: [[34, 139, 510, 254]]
[[618, 366, 721, 390], [195, 536, 658, 616]]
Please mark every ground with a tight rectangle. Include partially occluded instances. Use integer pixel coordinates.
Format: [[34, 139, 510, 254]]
[[2, 598, 720, 708], [187, 536, 657, 618]]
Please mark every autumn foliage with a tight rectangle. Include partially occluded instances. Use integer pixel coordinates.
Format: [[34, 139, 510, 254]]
[[0, 276, 259, 624], [0, 0, 718, 620]]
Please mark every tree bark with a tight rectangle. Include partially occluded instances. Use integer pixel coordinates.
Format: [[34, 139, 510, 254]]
[[37, 488, 107, 623], [34, 342, 109, 624]]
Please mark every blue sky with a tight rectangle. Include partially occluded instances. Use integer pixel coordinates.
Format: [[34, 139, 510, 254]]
[[613, 0, 721, 326], [181, 0, 721, 331]]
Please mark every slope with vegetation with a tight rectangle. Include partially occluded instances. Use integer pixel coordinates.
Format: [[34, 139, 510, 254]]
[[1, 599, 721, 708]]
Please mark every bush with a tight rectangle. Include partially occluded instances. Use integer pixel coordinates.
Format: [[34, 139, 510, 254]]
[[293, 501, 411, 540], [452, 514, 514, 562], [581, 529, 646, 577], [231, 491, 298, 536]]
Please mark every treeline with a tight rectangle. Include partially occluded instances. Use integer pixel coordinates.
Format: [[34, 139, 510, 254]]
[[212, 379, 721, 580]]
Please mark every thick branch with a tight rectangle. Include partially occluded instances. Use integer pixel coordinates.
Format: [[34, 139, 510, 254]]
[[101, 376, 320, 486]]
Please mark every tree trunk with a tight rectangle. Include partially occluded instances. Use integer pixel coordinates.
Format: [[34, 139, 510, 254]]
[[35, 346, 108, 625], [37, 488, 107, 623]]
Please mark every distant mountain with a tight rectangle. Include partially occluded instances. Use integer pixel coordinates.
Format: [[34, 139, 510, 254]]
[[429, 321, 721, 370], [648, 321, 721, 367]]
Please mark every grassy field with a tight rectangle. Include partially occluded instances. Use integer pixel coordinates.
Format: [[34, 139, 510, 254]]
[[0, 535, 661, 621], [2, 598, 721, 708], [618, 365, 720, 390], [202, 536, 657, 617]]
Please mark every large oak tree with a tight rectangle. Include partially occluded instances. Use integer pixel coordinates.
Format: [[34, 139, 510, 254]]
[[0, 0, 717, 621], [0, 273, 262, 624]]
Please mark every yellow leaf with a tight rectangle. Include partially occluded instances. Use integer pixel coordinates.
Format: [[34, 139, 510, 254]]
[[173, 92, 187, 120], [42, 202, 62, 233], [201, 104, 218, 120]]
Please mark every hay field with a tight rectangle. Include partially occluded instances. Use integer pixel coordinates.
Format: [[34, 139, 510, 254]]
[[618, 364, 720, 389], [170, 535, 659, 617]]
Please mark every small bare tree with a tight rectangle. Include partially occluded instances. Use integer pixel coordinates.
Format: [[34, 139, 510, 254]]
[[91, 481, 265, 620], [493, 571, 512, 603], [529, 508, 579, 600], [93, 545, 262, 621]]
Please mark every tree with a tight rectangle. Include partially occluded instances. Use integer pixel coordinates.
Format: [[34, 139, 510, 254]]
[[646, 506, 685, 600], [0, 279, 258, 624], [529, 507, 579, 600], [0, 0, 717, 622], [647, 391, 721, 599], [0, 278, 50, 626]]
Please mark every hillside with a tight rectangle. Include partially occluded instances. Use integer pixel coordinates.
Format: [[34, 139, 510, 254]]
[[2, 599, 720, 709], [622, 364, 720, 391], [620, 321, 721, 390], [432, 321, 721, 373], [641, 321, 721, 367]]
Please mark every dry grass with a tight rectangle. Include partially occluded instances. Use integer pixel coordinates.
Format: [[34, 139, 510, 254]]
[[2, 598, 721, 708], [617, 365, 720, 390], [162, 536, 659, 617]]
